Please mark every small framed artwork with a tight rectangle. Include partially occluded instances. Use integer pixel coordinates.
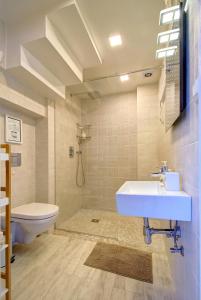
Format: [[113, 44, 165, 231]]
[[5, 115, 23, 144]]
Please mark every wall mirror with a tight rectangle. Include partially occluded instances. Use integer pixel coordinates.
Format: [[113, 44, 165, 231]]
[[163, 1, 187, 131]]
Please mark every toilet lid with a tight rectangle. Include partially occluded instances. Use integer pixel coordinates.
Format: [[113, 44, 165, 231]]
[[11, 203, 59, 220]]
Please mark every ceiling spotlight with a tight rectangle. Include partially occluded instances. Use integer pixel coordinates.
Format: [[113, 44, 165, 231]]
[[144, 72, 152, 78], [159, 5, 180, 25], [109, 34, 122, 47], [156, 46, 177, 59], [157, 29, 180, 44], [120, 74, 129, 82]]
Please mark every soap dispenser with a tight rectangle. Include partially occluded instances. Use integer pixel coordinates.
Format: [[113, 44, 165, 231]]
[[160, 161, 168, 173]]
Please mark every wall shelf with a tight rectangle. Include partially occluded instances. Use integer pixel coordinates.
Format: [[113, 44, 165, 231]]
[[0, 244, 8, 253], [0, 287, 8, 298], [0, 198, 9, 208], [0, 154, 9, 161], [76, 136, 91, 140]]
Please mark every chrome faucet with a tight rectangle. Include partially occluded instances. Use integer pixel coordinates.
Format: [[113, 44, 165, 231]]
[[160, 161, 168, 173], [151, 161, 168, 177]]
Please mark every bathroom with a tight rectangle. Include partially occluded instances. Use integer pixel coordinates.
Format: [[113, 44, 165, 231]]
[[0, 0, 200, 299]]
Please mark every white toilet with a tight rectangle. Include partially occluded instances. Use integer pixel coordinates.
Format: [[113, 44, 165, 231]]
[[10, 203, 59, 244]]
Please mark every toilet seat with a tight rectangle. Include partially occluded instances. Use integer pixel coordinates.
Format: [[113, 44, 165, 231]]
[[11, 203, 59, 220]]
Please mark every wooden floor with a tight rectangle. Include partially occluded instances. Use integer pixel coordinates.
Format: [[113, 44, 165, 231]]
[[11, 233, 174, 300]]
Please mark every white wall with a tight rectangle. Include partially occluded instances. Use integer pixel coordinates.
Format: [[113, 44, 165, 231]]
[[0, 104, 36, 208], [35, 100, 55, 206], [0, 67, 53, 209]]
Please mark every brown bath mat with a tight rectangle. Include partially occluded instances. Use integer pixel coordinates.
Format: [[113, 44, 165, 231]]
[[84, 242, 153, 283]]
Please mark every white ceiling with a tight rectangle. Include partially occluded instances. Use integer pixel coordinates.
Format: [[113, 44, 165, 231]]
[[76, 0, 165, 79], [1, 0, 165, 98], [68, 68, 161, 100], [49, 3, 102, 69], [0, 0, 64, 23]]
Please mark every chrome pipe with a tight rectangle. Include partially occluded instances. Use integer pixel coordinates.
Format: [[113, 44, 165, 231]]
[[143, 217, 184, 255]]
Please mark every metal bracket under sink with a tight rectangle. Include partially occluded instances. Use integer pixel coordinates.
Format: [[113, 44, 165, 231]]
[[143, 218, 184, 256]]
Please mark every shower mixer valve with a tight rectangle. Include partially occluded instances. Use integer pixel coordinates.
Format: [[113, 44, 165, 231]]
[[69, 146, 74, 158]]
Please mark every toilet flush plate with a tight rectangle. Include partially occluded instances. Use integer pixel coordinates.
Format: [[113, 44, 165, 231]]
[[116, 181, 191, 221]]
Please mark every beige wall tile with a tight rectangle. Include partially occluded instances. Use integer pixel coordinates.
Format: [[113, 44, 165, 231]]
[[137, 84, 160, 180], [81, 92, 137, 211]]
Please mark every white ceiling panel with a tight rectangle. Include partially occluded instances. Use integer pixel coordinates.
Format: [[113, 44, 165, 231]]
[[49, 3, 102, 69], [68, 68, 161, 100], [77, 0, 165, 79]]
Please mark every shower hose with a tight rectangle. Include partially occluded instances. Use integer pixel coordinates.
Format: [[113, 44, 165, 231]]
[[76, 147, 85, 187]]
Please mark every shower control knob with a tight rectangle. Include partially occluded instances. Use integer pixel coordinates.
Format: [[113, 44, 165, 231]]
[[69, 146, 74, 158]]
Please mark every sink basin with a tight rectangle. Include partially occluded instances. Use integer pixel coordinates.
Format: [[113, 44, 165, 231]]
[[116, 181, 191, 221]]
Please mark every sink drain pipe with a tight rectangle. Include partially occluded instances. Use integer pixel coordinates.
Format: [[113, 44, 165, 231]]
[[143, 218, 184, 256]]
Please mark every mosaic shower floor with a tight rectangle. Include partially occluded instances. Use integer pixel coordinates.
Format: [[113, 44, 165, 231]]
[[57, 209, 166, 253]]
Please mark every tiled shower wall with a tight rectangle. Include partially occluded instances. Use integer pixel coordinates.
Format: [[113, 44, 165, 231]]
[[55, 88, 159, 217], [137, 84, 160, 180], [158, 0, 200, 298], [81, 92, 137, 211]]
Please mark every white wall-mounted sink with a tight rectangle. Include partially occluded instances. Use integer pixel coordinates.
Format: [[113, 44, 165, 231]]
[[116, 181, 191, 221]]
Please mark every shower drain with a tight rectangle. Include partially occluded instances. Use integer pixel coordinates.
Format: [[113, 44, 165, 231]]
[[91, 219, 100, 223]]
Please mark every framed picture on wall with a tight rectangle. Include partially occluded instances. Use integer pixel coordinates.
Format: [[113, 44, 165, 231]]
[[5, 115, 23, 144]]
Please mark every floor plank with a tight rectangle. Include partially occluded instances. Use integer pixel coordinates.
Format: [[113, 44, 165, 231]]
[[11, 232, 173, 300]]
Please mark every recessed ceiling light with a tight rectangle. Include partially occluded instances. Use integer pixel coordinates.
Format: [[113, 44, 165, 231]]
[[159, 5, 180, 25], [120, 74, 129, 82], [144, 72, 152, 78], [109, 35, 122, 47], [157, 29, 180, 44], [156, 46, 177, 59]]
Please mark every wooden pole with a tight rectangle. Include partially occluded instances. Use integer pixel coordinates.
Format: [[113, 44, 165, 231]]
[[1, 144, 11, 300]]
